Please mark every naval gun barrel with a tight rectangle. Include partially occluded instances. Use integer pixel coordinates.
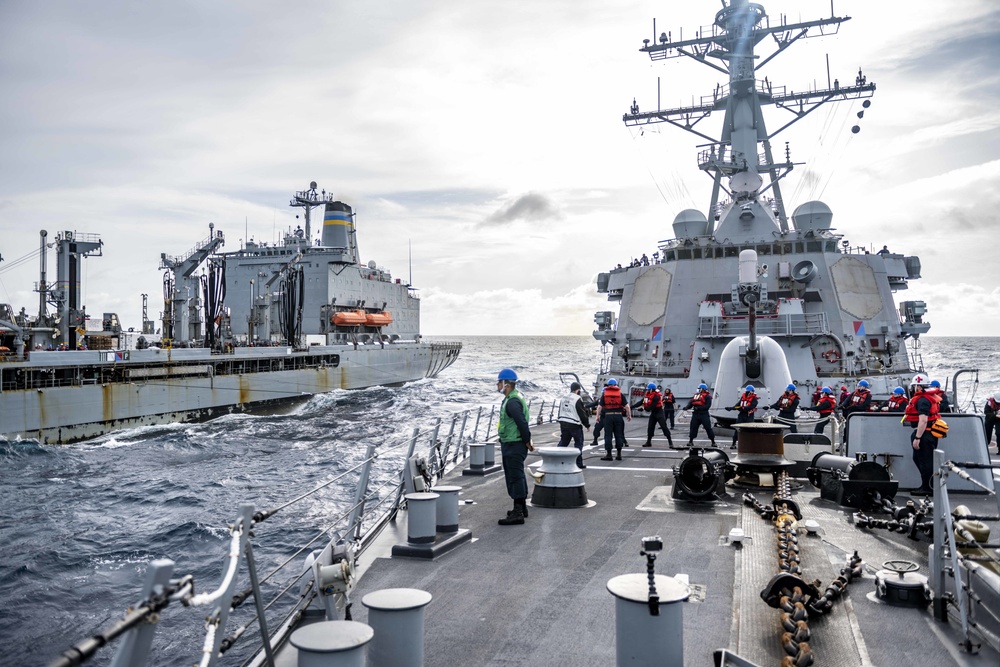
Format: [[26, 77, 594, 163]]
[[737, 249, 762, 375]]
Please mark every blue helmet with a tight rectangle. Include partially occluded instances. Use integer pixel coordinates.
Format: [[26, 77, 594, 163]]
[[893, 387, 905, 395], [930, 380, 941, 388], [858, 379, 870, 388], [647, 382, 657, 390], [698, 383, 708, 390], [786, 384, 796, 392], [822, 387, 833, 394], [745, 385, 755, 392], [607, 378, 618, 386], [497, 368, 517, 381]]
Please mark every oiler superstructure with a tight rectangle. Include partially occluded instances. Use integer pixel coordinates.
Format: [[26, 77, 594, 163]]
[[0, 183, 460, 444], [594, 0, 930, 409]]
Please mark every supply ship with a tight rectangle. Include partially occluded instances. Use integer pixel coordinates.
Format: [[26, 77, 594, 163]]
[[593, 0, 931, 414], [0, 183, 460, 444]]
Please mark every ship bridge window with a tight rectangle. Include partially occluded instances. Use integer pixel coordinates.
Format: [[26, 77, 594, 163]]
[[826, 241, 839, 253], [692, 248, 703, 259], [806, 241, 822, 253], [795, 242, 805, 253], [757, 244, 771, 255], [724, 246, 739, 257], [677, 248, 692, 260], [776, 243, 791, 254], [664, 250, 675, 261]]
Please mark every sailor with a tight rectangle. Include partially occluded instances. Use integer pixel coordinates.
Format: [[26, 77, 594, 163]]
[[928, 380, 951, 412], [682, 383, 716, 447], [636, 382, 672, 448], [770, 384, 801, 433], [661, 386, 677, 429], [805, 387, 836, 434], [842, 379, 872, 443], [877, 245, 890, 255], [837, 385, 850, 412], [725, 385, 758, 449], [597, 378, 631, 461], [586, 382, 608, 445], [495, 368, 534, 525], [985, 392, 1000, 453], [556, 382, 591, 468], [882, 387, 908, 412], [904, 380, 943, 496]]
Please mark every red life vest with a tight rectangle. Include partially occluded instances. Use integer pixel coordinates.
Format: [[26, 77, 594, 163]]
[[662, 391, 675, 406], [886, 394, 908, 411], [602, 386, 624, 412], [691, 390, 708, 407], [643, 390, 663, 410], [850, 389, 870, 406], [738, 392, 757, 413], [778, 392, 798, 410], [904, 389, 941, 425], [815, 395, 835, 415], [988, 398, 1000, 412]]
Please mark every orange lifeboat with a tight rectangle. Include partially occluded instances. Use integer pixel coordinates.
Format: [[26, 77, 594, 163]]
[[332, 310, 367, 326], [365, 311, 393, 327]]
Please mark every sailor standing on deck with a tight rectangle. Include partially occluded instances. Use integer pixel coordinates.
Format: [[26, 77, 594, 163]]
[[985, 393, 1000, 453], [556, 382, 591, 468], [662, 386, 677, 429], [883, 387, 908, 412], [905, 380, 943, 496], [495, 368, 534, 525], [597, 379, 631, 461], [841, 379, 872, 443], [805, 387, 837, 434], [683, 383, 716, 447], [770, 384, 801, 433], [929, 380, 951, 412], [725, 385, 758, 449], [637, 383, 673, 449]]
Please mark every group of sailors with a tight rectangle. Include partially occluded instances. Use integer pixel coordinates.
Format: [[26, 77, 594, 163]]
[[612, 253, 657, 271]]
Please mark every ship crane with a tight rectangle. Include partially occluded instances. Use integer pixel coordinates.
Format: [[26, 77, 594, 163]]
[[625, 0, 875, 232], [159, 223, 225, 345]]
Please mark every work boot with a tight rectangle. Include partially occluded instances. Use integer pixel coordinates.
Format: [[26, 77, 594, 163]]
[[686, 440, 694, 447], [600, 454, 613, 461], [643, 441, 652, 447], [516, 499, 529, 518], [615, 451, 623, 461], [498, 508, 525, 525]]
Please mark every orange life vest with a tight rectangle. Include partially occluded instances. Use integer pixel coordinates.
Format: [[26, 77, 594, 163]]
[[886, 394, 908, 411], [904, 389, 941, 425], [691, 390, 708, 407], [602, 386, 624, 412], [643, 390, 663, 410], [738, 392, 757, 413], [778, 392, 798, 410], [815, 395, 836, 415]]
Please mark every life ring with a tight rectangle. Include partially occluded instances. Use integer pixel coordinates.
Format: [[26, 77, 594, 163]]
[[821, 349, 840, 363]]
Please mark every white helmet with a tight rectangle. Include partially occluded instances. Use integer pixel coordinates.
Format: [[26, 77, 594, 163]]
[[995, 392, 1000, 402]]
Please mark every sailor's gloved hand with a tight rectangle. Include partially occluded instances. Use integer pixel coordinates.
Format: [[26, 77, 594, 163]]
[[725, 407, 735, 411]]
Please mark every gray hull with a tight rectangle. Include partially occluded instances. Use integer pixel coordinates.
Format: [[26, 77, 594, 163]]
[[2, 342, 460, 444]]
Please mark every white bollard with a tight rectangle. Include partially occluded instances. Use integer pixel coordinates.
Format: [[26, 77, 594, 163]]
[[290, 620, 373, 667], [362, 588, 433, 667], [606, 573, 690, 666]]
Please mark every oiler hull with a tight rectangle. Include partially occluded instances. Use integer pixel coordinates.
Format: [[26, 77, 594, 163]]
[[1, 342, 461, 444]]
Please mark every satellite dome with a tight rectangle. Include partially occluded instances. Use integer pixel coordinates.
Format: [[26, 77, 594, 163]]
[[791, 201, 833, 233], [672, 209, 709, 239]]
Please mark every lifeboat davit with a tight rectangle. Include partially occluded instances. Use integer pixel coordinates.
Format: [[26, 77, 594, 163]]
[[365, 311, 393, 327], [332, 310, 367, 326]]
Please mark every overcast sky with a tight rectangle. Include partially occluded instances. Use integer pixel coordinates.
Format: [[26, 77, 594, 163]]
[[1, 0, 997, 337]]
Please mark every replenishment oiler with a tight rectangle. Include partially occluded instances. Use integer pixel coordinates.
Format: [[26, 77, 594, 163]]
[[0, 183, 461, 444]]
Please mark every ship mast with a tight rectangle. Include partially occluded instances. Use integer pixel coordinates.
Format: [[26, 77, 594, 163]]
[[625, 0, 875, 232]]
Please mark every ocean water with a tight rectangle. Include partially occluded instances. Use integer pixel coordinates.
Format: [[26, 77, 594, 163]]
[[1, 335, 997, 666]]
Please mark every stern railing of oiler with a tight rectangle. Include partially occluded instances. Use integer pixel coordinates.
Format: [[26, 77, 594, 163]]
[[47, 399, 562, 667]]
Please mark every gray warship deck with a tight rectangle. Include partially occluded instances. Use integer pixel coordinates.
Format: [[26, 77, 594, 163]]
[[281, 417, 1000, 666]]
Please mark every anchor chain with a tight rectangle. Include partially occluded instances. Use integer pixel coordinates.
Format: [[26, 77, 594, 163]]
[[745, 471, 865, 666], [854, 497, 934, 540]]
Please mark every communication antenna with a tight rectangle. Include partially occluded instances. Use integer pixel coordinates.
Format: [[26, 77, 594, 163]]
[[408, 239, 413, 287]]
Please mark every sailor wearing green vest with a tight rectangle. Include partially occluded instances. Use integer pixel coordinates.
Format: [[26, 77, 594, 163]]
[[496, 368, 534, 526]]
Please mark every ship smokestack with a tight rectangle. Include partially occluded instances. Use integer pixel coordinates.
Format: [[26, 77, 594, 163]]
[[322, 201, 359, 264]]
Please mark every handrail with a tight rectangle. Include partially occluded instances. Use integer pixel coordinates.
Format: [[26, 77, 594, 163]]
[[52, 402, 557, 667]]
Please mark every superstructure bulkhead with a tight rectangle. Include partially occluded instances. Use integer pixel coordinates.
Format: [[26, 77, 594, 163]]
[[594, 0, 929, 409], [0, 184, 460, 444]]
